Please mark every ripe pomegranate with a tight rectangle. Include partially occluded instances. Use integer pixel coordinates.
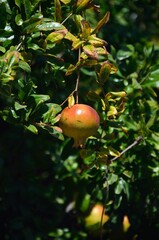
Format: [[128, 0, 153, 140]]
[[84, 204, 109, 230], [59, 104, 100, 148]]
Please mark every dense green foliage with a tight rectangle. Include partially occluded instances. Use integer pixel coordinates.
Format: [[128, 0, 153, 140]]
[[0, 0, 159, 239]]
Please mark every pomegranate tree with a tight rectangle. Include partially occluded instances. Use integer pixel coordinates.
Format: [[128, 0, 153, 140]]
[[59, 104, 100, 148]]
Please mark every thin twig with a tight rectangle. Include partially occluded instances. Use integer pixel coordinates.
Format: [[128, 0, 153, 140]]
[[60, 90, 76, 107], [100, 136, 143, 240], [100, 164, 109, 240], [110, 136, 143, 162], [61, 12, 73, 25]]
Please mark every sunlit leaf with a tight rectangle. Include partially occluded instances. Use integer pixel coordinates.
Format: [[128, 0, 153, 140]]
[[76, 0, 92, 13], [88, 35, 107, 47], [108, 173, 118, 185], [68, 95, 75, 108], [36, 20, 65, 31], [108, 147, 120, 157], [15, 14, 23, 26], [81, 20, 91, 39], [65, 64, 77, 76], [54, 0, 62, 22], [46, 29, 68, 43], [0, 46, 6, 53], [14, 102, 27, 111], [107, 106, 118, 118], [83, 44, 98, 59], [25, 124, 38, 134], [92, 12, 110, 34], [19, 61, 31, 72], [65, 31, 78, 42], [60, 0, 71, 3], [72, 39, 84, 50], [15, 0, 21, 8]]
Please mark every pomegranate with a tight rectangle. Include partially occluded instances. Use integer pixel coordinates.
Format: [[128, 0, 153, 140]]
[[59, 104, 100, 147], [84, 204, 109, 230]]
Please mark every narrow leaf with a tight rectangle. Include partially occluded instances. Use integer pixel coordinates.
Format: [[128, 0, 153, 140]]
[[68, 95, 75, 108], [25, 124, 38, 134], [92, 11, 110, 34], [65, 64, 77, 76], [19, 61, 31, 72], [76, 0, 92, 12], [60, 0, 71, 3], [81, 20, 91, 38], [88, 35, 107, 47], [54, 0, 62, 22]]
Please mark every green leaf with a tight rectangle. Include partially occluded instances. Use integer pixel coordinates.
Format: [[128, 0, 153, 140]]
[[15, 0, 21, 8], [23, 0, 32, 19], [0, 46, 6, 53], [76, 0, 92, 13], [60, 0, 71, 3], [19, 61, 31, 72], [79, 194, 91, 212], [14, 102, 27, 111], [108, 173, 118, 185], [36, 20, 65, 31], [115, 178, 123, 194], [46, 29, 68, 43], [117, 45, 134, 60], [41, 125, 64, 141], [143, 65, 159, 88], [25, 124, 38, 134], [80, 149, 96, 165], [29, 94, 50, 106], [6, 51, 19, 67], [27, 43, 41, 50], [15, 14, 23, 26], [122, 179, 130, 199], [114, 195, 122, 209], [55, 0, 62, 22], [28, 94, 50, 115], [23, 13, 43, 33], [42, 103, 62, 123]]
